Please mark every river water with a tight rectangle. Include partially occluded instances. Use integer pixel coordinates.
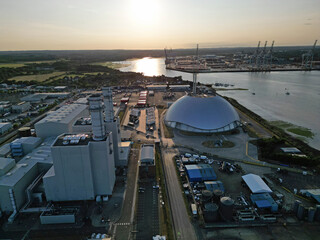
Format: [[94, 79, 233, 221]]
[[118, 57, 320, 150]]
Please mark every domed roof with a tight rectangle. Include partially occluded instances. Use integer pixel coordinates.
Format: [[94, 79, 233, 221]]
[[165, 95, 240, 133]]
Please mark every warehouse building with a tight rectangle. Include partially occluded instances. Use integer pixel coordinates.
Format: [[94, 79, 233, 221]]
[[139, 144, 155, 177], [35, 104, 89, 138], [10, 137, 42, 157], [185, 164, 217, 182], [12, 102, 31, 113], [0, 137, 54, 215], [165, 94, 240, 133], [242, 174, 272, 194], [0, 122, 12, 135], [250, 193, 278, 212]]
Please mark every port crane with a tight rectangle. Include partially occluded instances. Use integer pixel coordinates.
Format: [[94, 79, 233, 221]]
[[263, 40, 275, 70], [256, 41, 267, 69], [302, 40, 317, 70], [251, 41, 260, 67]]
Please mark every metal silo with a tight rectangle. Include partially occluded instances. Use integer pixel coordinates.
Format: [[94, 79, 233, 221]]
[[203, 203, 219, 222], [297, 204, 305, 220], [213, 189, 223, 202], [315, 205, 320, 221], [308, 207, 315, 222], [202, 190, 213, 203], [219, 196, 234, 221], [293, 200, 301, 214]]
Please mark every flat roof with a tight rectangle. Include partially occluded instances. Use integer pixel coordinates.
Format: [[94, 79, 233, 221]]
[[36, 104, 88, 125], [0, 137, 54, 186], [53, 133, 96, 147], [0, 122, 12, 128], [280, 147, 301, 153], [0, 157, 15, 170]]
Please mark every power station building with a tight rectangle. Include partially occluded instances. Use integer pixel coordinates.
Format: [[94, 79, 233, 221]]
[[35, 104, 89, 138], [164, 94, 240, 133], [43, 94, 116, 201]]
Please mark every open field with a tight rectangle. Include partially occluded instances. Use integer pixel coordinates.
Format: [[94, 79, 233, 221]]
[[9, 72, 65, 82], [0, 63, 26, 68], [0, 60, 58, 68], [269, 120, 314, 138]]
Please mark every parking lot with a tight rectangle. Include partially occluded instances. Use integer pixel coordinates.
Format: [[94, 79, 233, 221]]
[[135, 180, 159, 240]]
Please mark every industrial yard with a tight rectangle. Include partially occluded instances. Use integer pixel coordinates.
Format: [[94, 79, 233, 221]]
[[0, 77, 320, 240]]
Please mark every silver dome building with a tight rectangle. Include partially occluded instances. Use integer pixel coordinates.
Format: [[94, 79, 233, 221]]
[[164, 95, 240, 133]]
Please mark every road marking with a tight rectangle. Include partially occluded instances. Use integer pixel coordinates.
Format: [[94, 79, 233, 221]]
[[116, 222, 131, 226]]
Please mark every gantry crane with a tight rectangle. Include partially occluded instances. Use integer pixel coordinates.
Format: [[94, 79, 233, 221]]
[[302, 40, 317, 70]]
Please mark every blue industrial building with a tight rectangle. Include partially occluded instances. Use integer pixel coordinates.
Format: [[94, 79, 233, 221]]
[[185, 164, 217, 182], [250, 193, 278, 212], [204, 181, 225, 193]]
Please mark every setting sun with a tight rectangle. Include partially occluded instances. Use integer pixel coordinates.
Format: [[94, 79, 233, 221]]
[[129, 0, 160, 25]]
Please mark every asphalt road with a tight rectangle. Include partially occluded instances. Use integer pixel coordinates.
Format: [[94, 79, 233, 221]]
[[114, 148, 139, 240], [159, 111, 197, 240]]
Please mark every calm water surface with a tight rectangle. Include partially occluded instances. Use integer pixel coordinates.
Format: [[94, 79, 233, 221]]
[[118, 58, 320, 150]]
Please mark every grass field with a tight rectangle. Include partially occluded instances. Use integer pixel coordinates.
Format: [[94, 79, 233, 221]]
[[269, 120, 314, 138], [0, 63, 26, 68], [0, 60, 57, 68], [9, 72, 65, 82]]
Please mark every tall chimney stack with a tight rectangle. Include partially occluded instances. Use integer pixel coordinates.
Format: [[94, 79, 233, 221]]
[[102, 87, 114, 123], [89, 94, 105, 141]]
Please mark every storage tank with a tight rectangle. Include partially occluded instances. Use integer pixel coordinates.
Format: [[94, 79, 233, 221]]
[[202, 190, 213, 203], [315, 205, 320, 221], [203, 203, 219, 222], [18, 127, 31, 137], [213, 189, 223, 202], [219, 197, 234, 221], [308, 207, 315, 222], [297, 204, 305, 220], [293, 200, 301, 214]]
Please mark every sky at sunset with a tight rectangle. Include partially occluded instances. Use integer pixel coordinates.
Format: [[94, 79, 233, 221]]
[[1, 0, 319, 50]]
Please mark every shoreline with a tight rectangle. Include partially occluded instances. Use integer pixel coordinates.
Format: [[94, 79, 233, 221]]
[[166, 66, 320, 73]]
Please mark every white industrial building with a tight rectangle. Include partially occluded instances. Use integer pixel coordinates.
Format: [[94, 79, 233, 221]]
[[12, 102, 31, 113], [43, 94, 116, 202], [242, 174, 272, 194], [10, 137, 42, 156], [0, 137, 54, 218], [35, 104, 89, 138], [0, 122, 12, 135], [140, 144, 155, 165]]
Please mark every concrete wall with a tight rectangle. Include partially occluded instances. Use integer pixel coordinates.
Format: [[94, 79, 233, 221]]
[[35, 122, 69, 139], [89, 137, 115, 195], [0, 163, 38, 212], [44, 135, 116, 201], [45, 144, 95, 201]]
